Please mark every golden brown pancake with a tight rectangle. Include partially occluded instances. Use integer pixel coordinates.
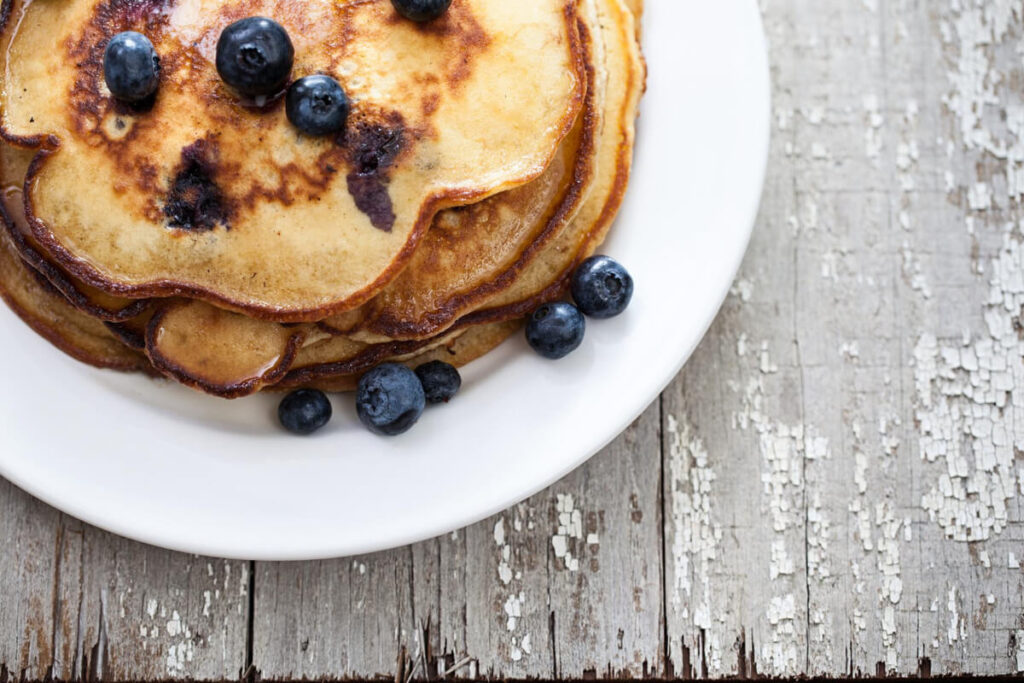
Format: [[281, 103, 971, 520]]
[[1, 0, 585, 321], [453, 0, 643, 329], [143, 297, 478, 396], [320, 14, 600, 342], [0, 143, 152, 321], [255, 0, 644, 393], [281, 326, 462, 388], [624, 0, 642, 28], [0, 0, 643, 398], [107, 3, 602, 394], [0, 229, 149, 371], [144, 298, 308, 397], [324, 0, 643, 341], [124, 0, 640, 398], [278, 319, 520, 392]]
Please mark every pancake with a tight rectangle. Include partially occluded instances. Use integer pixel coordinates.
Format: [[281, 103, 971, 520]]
[[320, 10, 600, 342], [624, 0, 642, 30], [277, 319, 520, 392], [0, 229, 149, 371], [0, 0, 643, 399], [281, 326, 461, 388], [321, 91, 595, 342], [1, 0, 586, 320], [144, 298, 308, 397], [0, 143, 152, 321], [328, 0, 643, 340], [452, 0, 643, 329], [112, 0, 640, 397], [260, 0, 643, 390], [143, 296, 477, 396]]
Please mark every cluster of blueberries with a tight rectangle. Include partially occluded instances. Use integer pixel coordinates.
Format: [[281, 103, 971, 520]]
[[279, 256, 634, 437], [102, 0, 453, 134]]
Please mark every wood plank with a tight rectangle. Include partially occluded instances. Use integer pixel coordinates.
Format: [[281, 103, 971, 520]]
[[545, 401, 663, 678], [252, 403, 662, 680], [49, 520, 250, 681], [0, 479, 59, 681], [0, 483, 249, 681], [252, 548, 413, 679], [659, 0, 1024, 677]]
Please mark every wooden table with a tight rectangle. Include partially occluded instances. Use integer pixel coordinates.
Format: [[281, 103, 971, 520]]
[[4, 1, 1024, 679]]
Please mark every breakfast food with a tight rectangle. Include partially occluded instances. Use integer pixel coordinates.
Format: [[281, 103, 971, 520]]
[[0, 0, 644, 427]]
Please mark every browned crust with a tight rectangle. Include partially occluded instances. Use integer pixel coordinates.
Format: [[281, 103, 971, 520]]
[[0, 0, 51, 150], [142, 301, 308, 398], [104, 318, 147, 351], [275, 320, 521, 393], [0, 183, 153, 321], [0, 287, 150, 371], [453, 29, 639, 331], [281, 4, 639, 386], [340, 15, 599, 341], [279, 335, 439, 388], [0, 246, 151, 372], [8, 0, 589, 323]]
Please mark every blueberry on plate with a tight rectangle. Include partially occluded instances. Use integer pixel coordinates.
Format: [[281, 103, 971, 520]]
[[216, 17, 294, 98], [278, 389, 332, 435], [286, 75, 350, 136], [103, 31, 160, 103], [415, 361, 461, 404], [391, 0, 452, 22], [571, 255, 634, 318], [356, 363, 426, 436], [525, 302, 585, 359]]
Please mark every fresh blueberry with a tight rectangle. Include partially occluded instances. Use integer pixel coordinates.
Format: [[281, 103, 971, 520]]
[[103, 31, 160, 103], [525, 302, 585, 359], [216, 17, 294, 97], [571, 256, 634, 318], [415, 361, 461, 404], [356, 363, 426, 436], [390, 0, 452, 22], [286, 75, 350, 136], [278, 389, 332, 435]]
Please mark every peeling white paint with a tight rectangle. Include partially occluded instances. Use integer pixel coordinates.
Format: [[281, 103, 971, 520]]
[[503, 592, 524, 632], [492, 506, 534, 665], [551, 494, 588, 572], [901, 244, 931, 299], [666, 411, 722, 670], [732, 341, 832, 675], [166, 610, 181, 637], [915, 228, 1021, 542], [864, 94, 883, 161]]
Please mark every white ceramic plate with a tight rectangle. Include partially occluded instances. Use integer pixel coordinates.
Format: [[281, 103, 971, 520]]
[[0, 0, 769, 560]]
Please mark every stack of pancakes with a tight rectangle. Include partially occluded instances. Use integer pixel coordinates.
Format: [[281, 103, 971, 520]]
[[0, 0, 643, 398]]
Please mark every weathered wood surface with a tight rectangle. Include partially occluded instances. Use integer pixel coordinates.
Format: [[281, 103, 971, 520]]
[[4, 0, 1024, 678]]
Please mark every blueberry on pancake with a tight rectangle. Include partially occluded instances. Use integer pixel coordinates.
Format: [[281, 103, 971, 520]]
[[216, 17, 293, 98]]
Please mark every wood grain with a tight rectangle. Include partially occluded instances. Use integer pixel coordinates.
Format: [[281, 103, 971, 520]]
[[3, 0, 1024, 679]]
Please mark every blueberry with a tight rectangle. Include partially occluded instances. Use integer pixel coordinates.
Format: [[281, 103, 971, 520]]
[[278, 389, 332, 435], [103, 31, 160, 103], [286, 75, 350, 136], [216, 17, 294, 97], [356, 363, 426, 436], [525, 302, 585, 359], [390, 0, 452, 22], [570, 256, 634, 318], [415, 361, 461, 404]]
